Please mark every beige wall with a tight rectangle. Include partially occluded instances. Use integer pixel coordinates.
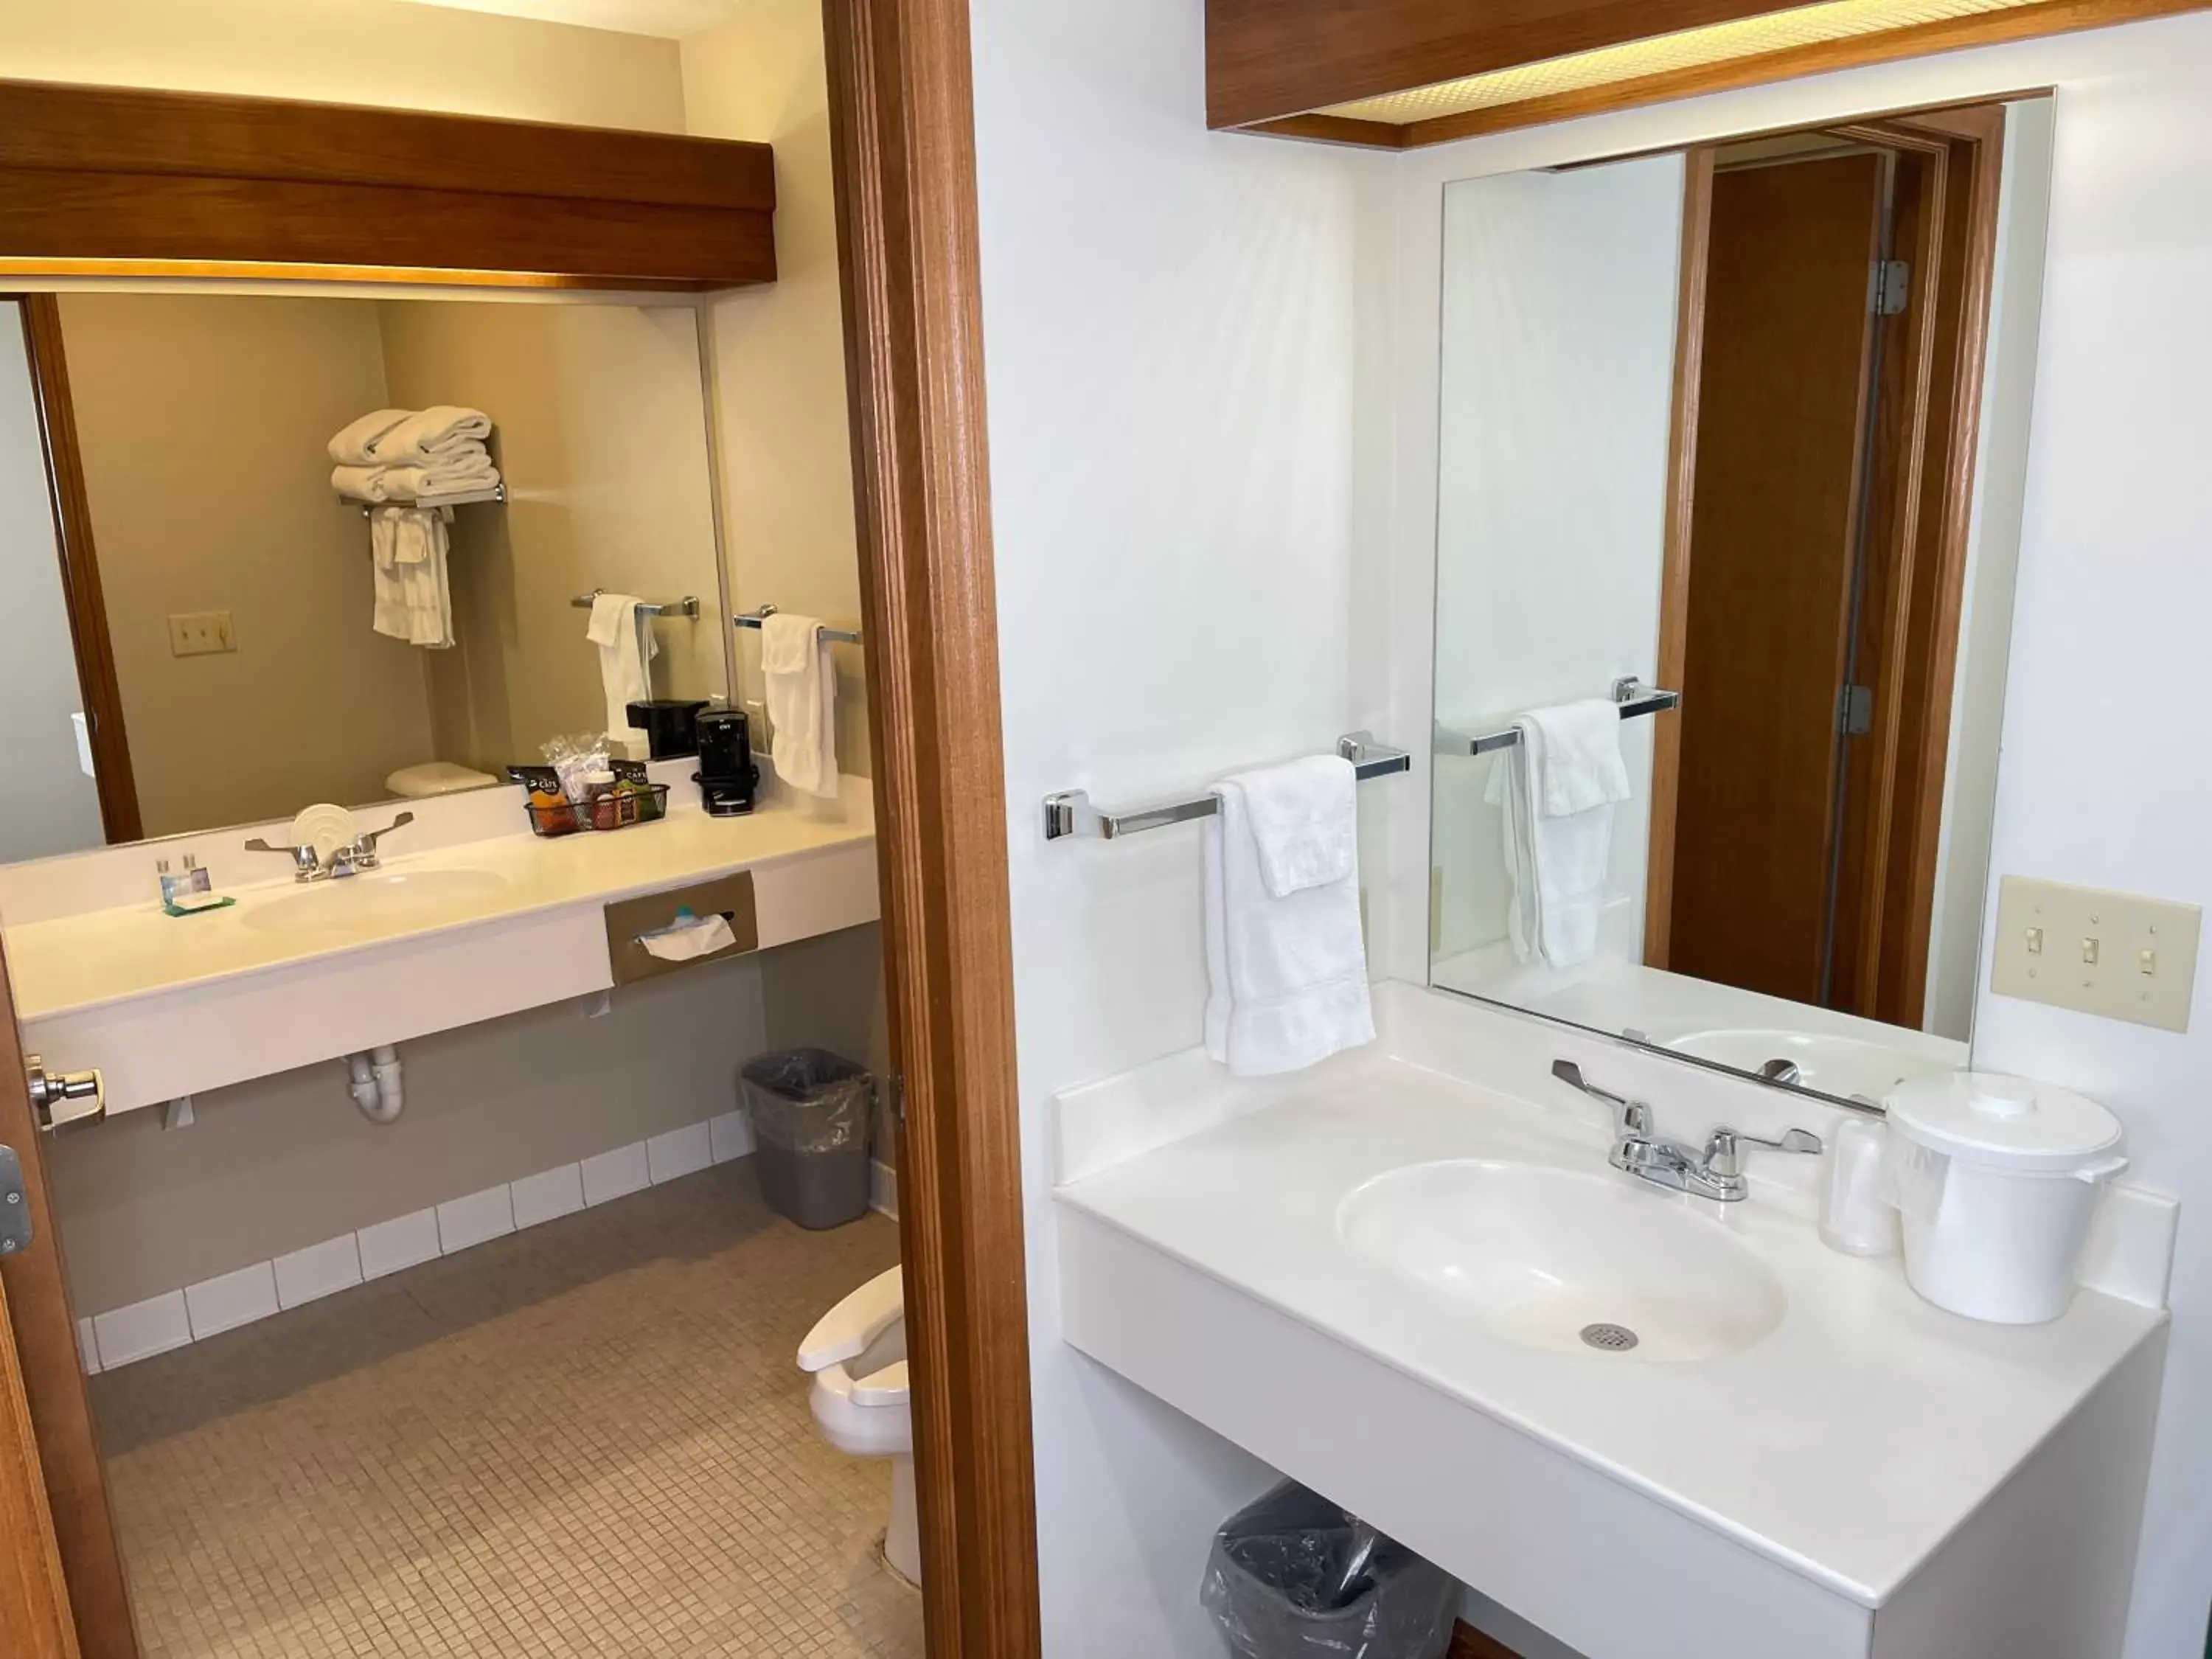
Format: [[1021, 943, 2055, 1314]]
[[0, 0, 685, 131], [61, 293, 442, 835], [0, 306, 107, 861], [683, 1, 872, 776], [376, 299, 729, 773]]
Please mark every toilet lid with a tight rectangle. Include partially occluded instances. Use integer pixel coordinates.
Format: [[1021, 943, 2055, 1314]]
[[386, 761, 499, 798]]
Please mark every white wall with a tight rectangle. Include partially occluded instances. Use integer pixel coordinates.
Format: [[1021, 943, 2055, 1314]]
[[966, 0, 1395, 1651], [0, 311, 105, 863], [1371, 21, 2212, 1655], [1430, 160, 1683, 962]]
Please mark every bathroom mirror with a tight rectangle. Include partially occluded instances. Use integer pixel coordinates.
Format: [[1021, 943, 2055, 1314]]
[[1427, 96, 2053, 1108], [0, 289, 733, 858]]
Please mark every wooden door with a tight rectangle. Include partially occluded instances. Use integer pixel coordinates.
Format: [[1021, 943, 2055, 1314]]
[[0, 938, 136, 1658], [1665, 151, 1883, 1004]]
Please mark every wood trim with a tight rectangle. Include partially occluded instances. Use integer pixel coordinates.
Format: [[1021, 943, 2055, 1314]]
[[821, 4, 1042, 1659], [0, 1277, 79, 1659], [0, 80, 776, 291], [1642, 146, 1714, 973], [1244, 113, 1410, 147], [14, 297, 139, 846], [1400, 0, 2205, 146], [1447, 1618, 1528, 1658], [0, 939, 137, 1659]]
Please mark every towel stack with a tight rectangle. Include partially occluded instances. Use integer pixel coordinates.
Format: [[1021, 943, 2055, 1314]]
[[329, 408, 498, 650]]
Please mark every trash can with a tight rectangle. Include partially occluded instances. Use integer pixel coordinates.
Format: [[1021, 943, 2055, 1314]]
[[740, 1048, 874, 1229], [1201, 1481, 1457, 1659]]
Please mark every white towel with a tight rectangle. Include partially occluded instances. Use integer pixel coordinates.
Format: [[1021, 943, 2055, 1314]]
[[1483, 700, 1632, 969], [331, 463, 389, 503], [760, 612, 839, 799], [586, 594, 658, 748], [1235, 754, 1358, 899], [369, 406, 493, 464], [379, 450, 501, 501], [369, 506, 453, 648], [329, 408, 411, 466], [1204, 757, 1375, 1077]]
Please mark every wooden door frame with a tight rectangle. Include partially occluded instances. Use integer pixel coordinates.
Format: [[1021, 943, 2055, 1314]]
[[11, 296, 141, 846], [0, 1268, 80, 1659], [822, 3, 1043, 1658], [1646, 103, 2005, 1024]]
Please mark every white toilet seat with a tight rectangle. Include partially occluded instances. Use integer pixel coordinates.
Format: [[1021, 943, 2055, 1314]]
[[799, 1265, 922, 1583], [810, 1355, 912, 1457]]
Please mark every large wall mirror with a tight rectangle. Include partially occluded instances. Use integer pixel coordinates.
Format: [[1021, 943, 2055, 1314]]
[[0, 290, 733, 859], [1427, 94, 2055, 1108]]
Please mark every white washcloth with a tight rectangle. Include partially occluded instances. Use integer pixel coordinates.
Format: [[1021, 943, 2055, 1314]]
[[329, 408, 411, 466], [331, 463, 389, 503], [1204, 759, 1375, 1077], [760, 612, 838, 799], [1236, 754, 1358, 899], [1483, 700, 1632, 968], [586, 594, 658, 748], [380, 450, 501, 501], [369, 506, 453, 648], [369, 406, 493, 463]]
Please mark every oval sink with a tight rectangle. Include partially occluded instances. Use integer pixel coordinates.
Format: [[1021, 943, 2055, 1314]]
[[1337, 1160, 1786, 1363], [242, 868, 510, 939], [1661, 1028, 1958, 1102]]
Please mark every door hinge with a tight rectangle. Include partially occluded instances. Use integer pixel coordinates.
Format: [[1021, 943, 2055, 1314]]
[[0, 1145, 29, 1256], [1839, 684, 1874, 737], [884, 1070, 907, 1130], [1871, 260, 1910, 316]]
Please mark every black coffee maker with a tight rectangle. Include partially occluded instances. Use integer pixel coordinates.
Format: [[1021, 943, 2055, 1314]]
[[693, 707, 759, 815]]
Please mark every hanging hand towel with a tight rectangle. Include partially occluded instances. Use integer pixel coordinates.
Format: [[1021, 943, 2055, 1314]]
[[369, 406, 493, 464], [586, 594, 658, 750], [329, 408, 411, 466], [369, 507, 453, 648], [760, 612, 839, 799], [1204, 755, 1375, 1077], [1484, 698, 1632, 969]]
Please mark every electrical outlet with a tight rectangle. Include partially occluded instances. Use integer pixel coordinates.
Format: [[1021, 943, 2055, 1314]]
[[168, 611, 235, 657], [1990, 876, 2201, 1033]]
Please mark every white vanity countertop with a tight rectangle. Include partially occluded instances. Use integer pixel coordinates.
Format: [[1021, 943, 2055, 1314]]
[[1054, 1052, 2166, 1608], [4, 797, 872, 1022]]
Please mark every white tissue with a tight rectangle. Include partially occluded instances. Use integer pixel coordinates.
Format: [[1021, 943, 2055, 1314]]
[[1820, 1118, 1899, 1257], [638, 912, 737, 964]]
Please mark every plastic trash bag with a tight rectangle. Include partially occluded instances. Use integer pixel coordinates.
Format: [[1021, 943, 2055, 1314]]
[[1201, 1481, 1458, 1659], [740, 1048, 873, 1155]]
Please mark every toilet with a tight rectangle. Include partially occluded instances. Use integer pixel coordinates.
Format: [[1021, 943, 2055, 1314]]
[[798, 1265, 919, 1584], [385, 760, 500, 799]]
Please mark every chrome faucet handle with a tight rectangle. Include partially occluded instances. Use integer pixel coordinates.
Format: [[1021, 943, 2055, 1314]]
[[1703, 1126, 1823, 1181], [347, 811, 416, 868], [1551, 1060, 1653, 1139], [244, 838, 321, 880]]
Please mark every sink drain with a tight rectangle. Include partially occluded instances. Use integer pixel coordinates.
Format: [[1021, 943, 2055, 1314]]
[[1579, 1322, 1640, 1353]]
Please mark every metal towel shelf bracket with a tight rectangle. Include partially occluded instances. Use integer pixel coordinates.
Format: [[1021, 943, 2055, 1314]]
[[1436, 677, 1681, 757], [1042, 731, 1411, 841]]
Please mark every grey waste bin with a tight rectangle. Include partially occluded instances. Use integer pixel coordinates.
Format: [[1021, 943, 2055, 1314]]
[[740, 1048, 874, 1229], [1201, 1481, 1456, 1659]]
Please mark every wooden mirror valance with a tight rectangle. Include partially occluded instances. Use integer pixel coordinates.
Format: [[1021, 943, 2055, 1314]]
[[1210, 0, 2211, 147], [0, 79, 774, 291]]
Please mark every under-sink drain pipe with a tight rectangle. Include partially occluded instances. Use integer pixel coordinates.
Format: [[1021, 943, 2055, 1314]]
[[344, 1046, 406, 1122]]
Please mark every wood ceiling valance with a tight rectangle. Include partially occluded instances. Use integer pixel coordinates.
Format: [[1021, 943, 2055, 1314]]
[[0, 78, 776, 290], [1209, 0, 2212, 147]]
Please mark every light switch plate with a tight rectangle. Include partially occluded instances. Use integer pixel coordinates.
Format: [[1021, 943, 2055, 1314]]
[[168, 611, 234, 656], [1990, 876, 2201, 1033]]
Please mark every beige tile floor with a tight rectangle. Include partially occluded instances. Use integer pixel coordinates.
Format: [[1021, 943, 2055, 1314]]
[[90, 1163, 922, 1659]]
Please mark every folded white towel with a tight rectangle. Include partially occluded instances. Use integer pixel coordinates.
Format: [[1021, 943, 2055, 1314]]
[[1204, 758, 1375, 1077], [1483, 701, 1632, 969], [1235, 754, 1358, 899], [760, 612, 838, 799], [329, 408, 411, 467], [369, 506, 453, 649], [331, 463, 389, 503], [369, 405, 493, 464], [586, 594, 658, 749], [380, 451, 501, 501]]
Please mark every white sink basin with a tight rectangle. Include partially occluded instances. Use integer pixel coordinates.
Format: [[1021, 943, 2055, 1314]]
[[1660, 1028, 1958, 1102], [1337, 1160, 1787, 1362], [242, 868, 510, 939]]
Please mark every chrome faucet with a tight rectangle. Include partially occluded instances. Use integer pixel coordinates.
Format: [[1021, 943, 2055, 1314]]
[[244, 812, 415, 883], [1551, 1060, 1822, 1203]]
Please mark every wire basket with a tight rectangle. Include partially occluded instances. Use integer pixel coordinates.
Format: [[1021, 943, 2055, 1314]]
[[524, 784, 669, 837]]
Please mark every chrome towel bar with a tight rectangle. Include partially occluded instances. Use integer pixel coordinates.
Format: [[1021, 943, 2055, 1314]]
[[1436, 678, 1680, 758], [732, 603, 863, 645], [1043, 731, 1411, 841], [569, 590, 701, 619]]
